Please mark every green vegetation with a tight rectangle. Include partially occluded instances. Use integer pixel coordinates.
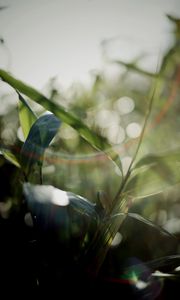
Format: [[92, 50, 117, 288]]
[[0, 14, 180, 298]]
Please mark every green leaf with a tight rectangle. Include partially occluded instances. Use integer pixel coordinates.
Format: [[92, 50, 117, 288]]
[[23, 183, 98, 218], [1, 148, 20, 167], [18, 92, 37, 139], [0, 69, 122, 174], [21, 113, 61, 175], [125, 150, 180, 199]]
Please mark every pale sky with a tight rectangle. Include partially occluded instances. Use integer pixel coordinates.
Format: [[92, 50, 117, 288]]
[[0, 0, 180, 90]]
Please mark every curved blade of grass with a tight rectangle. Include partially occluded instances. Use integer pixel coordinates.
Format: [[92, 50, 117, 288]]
[[119, 255, 180, 283], [0, 69, 123, 174], [21, 113, 61, 175], [0, 142, 21, 168], [134, 151, 180, 168], [17, 91, 37, 139], [125, 150, 180, 199], [122, 212, 177, 238], [145, 255, 180, 273], [1, 148, 20, 167]]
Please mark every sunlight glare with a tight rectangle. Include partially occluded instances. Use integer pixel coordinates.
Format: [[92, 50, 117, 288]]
[[111, 232, 123, 247], [17, 126, 25, 142], [51, 188, 69, 206], [121, 156, 132, 175]]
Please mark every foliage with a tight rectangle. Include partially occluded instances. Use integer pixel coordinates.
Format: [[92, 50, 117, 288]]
[[0, 14, 180, 298]]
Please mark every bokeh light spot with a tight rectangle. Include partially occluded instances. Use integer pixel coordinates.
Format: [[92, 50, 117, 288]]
[[111, 232, 123, 247], [107, 124, 125, 144], [126, 122, 141, 138], [114, 96, 135, 115]]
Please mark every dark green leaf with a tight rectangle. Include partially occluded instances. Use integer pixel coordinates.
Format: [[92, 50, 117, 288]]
[[104, 213, 178, 277], [23, 182, 97, 217], [0, 69, 123, 174], [23, 183, 98, 250], [21, 113, 61, 175]]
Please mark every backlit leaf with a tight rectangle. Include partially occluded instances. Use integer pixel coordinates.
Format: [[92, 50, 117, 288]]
[[21, 113, 61, 175], [18, 92, 37, 139], [1, 148, 20, 168]]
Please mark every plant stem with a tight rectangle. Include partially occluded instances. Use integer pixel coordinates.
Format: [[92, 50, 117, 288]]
[[112, 84, 157, 209], [87, 74, 161, 276]]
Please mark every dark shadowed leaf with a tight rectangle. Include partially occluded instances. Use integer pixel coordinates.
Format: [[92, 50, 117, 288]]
[[101, 213, 179, 280], [112, 211, 177, 256], [145, 255, 180, 273], [21, 113, 61, 175], [123, 212, 177, 237], [23, 183, 98, 254], [0, 69, 123, 174]]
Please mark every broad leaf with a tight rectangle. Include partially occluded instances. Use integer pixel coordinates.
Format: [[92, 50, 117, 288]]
[[21, 113, 61, 175], [0, 69, 123, 174], [23, 183, 98, 252], [125, 150, 180, 199], [18, 92, 37, 139]]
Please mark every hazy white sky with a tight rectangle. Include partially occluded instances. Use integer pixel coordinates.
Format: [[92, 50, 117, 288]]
[[0, 0, 180, 90]]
